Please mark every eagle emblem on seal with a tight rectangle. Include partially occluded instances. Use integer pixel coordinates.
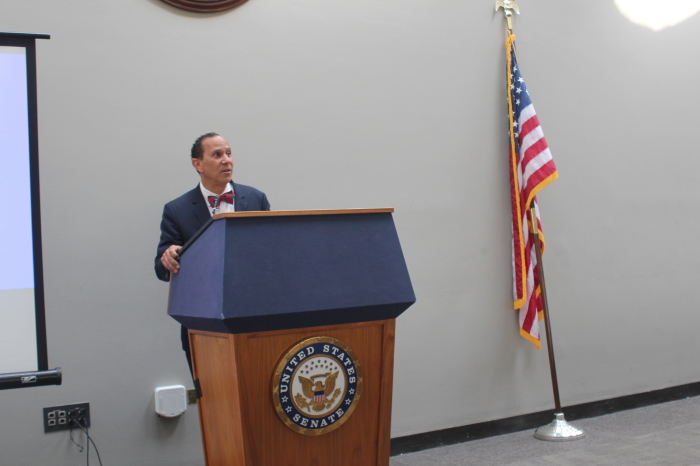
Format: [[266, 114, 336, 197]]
[[295, 371, 341, 412]]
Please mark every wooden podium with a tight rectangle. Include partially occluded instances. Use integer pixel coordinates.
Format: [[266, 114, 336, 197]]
[[168, 209, 415, 465]]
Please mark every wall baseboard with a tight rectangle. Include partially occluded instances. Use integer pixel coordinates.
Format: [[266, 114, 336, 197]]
[[390, 381, 700, 456]]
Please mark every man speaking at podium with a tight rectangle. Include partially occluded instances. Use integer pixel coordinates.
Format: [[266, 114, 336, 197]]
[[155, 132, 270, 371]]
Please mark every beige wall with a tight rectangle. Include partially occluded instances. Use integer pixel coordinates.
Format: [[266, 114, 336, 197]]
[[1, 0, 699, 464]]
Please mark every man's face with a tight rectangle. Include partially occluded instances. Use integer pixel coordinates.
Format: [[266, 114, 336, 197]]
[[192, 135, 234, 193]]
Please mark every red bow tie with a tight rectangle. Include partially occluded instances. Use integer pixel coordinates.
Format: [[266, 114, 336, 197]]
[[207, 191, 235, 209]]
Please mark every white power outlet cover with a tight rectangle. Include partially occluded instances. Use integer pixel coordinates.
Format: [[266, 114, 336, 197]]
[[155, 385, 187, 418]]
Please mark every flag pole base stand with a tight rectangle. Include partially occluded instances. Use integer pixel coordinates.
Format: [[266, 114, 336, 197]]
[[534, 413, 586, 441]]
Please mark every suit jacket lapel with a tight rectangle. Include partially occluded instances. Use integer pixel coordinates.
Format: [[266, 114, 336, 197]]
[[233, 181, 248, 212], [187, 185, 211, 227]]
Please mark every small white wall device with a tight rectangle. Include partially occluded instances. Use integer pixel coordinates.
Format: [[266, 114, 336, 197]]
[[154, 385, 187, 418]]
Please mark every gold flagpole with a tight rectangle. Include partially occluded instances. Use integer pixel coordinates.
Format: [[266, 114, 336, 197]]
[[498, 0, 585, 441]]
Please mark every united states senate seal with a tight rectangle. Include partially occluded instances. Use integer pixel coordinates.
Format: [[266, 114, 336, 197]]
[[272, 336, 363, 436], [159, 0, 248, 13]]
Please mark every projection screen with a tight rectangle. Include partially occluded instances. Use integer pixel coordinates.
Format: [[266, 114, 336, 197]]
[[0, 33, 55, 387]]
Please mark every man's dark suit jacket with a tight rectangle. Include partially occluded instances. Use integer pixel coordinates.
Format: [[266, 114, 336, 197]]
[[155, 181, 270, 365]]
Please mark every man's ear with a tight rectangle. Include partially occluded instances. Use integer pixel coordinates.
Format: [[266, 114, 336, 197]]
[[191, 158, 202, 173]]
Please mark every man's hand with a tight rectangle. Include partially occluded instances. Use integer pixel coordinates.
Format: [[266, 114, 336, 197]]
[[161, 245, 182, 274]]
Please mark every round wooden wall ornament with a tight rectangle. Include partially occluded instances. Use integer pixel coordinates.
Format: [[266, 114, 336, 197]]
[[160, 0, 249, 13]]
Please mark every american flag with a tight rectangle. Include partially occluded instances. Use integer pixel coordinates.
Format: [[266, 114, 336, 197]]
[[506, 33, 558, 349]]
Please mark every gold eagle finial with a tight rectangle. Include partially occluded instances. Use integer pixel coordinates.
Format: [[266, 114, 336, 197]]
[[495, 0, 520, 15]]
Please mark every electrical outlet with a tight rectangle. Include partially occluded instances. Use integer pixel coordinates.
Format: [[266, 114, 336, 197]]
[[43, 402, 90, 433]]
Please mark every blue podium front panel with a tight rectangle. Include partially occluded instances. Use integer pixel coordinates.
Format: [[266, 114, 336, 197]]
[[167, 220, 228, 333], [168, 211, 415, 334]]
